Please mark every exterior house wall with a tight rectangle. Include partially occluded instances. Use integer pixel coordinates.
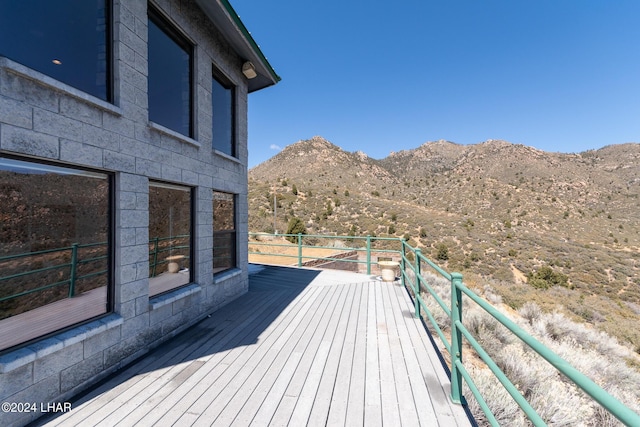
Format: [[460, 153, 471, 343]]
[[0, 1, 262, 425]]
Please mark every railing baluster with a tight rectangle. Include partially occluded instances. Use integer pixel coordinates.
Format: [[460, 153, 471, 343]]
[[152, 237, 159, 277], [297, 233, 302, 267], [414, 248, 422, 318], [450, 272, 464, 404], [68, 243, 79, 297], [400, 241, 406, 289], [366, 235, 371, 275]]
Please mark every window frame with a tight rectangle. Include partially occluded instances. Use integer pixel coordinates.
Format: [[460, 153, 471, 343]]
[[0, 0, 113, 102], [147, 5, 194, 138], [0, 154, 114, 354], [213, 191, 237, 275], [212, 67, 237, 157], [148, 180, 195, 297]]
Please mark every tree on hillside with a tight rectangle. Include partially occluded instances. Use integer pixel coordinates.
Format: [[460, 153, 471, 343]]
[[285, 217, 307, 243]]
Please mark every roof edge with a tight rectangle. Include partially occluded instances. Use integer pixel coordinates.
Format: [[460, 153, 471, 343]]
[[219, 0, 281, 85]]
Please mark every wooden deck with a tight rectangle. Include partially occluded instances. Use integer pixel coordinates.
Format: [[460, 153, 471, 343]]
[[0, 287, 107, 352], [37, 265, 472, 427]]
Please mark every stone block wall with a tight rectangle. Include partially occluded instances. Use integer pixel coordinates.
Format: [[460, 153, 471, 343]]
[[0, 1, 252, 425]]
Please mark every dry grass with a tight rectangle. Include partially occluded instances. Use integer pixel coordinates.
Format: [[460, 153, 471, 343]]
[[415, 271, 640, 426], [248, 236, 349, 266]]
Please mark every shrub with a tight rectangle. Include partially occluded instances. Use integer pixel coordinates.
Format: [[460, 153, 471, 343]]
[[527, 266, 569, 289], [436, 243, 449, 261], [285, 217, 306, 242], [518, 302, 542, 325]]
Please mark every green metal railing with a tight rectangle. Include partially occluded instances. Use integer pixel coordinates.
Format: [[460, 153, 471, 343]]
[[249, 232, 399, 274], [149, 234, 190, 277], [248, 233, 640, 426], [0, 242, 108, 303], [1, 235, 190, 305]]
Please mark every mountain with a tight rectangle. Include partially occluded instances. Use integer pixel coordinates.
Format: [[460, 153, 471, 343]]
[[248, 136, 640, 350]]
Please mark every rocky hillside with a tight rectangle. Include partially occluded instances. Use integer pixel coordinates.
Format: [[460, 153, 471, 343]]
[[248, 136, 640, 350]]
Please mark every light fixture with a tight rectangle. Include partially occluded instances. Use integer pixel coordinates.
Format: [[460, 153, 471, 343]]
[[242, 61, 257, 79], [52, 59, 62, 65]]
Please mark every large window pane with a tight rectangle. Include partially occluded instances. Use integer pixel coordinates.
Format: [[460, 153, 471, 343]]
[[213, 191, 236, 274], [0, 157, 111, 352], [0, 0, 110, 101], [149, 182, 192, 296], [212, 73, 235, 156], [148, 9, 192, 137]]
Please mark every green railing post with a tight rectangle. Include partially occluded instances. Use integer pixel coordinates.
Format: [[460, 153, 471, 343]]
[[68, 243, 78, 297], [400, 241, 406, 289], [450, 272, 464, 404], [366, 235, 372, 275], [414, 248, 422, 318], [297, 233, 303, 267], [151, 237, 159, 277]]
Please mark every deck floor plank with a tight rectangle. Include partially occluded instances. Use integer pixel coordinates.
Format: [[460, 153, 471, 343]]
[[182, 287, 326, 425], [284, 282, 351, 427], [122, 288, 300, 427], [218, 281, 339, 426], [344, 280, 368, 427], [381, 281, 421, 427], [304, 280, 358, 427], [324, 281, 363, 427], [35, 265, 471, 427]]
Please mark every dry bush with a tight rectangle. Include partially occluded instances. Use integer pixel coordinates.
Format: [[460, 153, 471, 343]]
[[416, 272, 640, 425]]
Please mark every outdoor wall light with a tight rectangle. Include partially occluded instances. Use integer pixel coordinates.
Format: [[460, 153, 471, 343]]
[[242, 61, 257, 79]]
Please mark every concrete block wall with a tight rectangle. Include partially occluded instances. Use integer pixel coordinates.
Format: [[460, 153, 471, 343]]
[[0, 1, 251, 425]]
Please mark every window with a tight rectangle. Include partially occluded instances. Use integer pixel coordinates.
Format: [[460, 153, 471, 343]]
[[148, 7, 193, 137], [213, 191, 236, 274], [149, 182, 192, 297], [0, 0, 110, 101], [0, 157, 111, 352], [212, 71, 236, 156]]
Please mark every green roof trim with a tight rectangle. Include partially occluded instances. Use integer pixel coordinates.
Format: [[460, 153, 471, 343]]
[[220, 0, 281, 84]]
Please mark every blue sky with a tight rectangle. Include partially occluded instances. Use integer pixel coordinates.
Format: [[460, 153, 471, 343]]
[[231, 0, 640, 168]]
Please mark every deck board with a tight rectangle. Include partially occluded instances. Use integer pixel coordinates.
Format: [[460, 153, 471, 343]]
[[36, 265, 472, 427]]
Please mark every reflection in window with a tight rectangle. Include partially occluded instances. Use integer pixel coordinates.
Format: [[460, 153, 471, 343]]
[[212, 73, 235, 156], [0, 157, 111, 352], [0, 0, 110, 101], [149, 182, 192, 297], [213, 191, 236, 274], [148, 8, 192, 137]]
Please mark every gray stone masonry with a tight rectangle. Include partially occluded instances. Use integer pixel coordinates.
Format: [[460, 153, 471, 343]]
[[0, 1, 256, 425]]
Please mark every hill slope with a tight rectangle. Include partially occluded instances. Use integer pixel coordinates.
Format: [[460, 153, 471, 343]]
[[248, 136, 640, 349]]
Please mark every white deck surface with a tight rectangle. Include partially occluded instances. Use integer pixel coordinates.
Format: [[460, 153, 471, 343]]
[[36, 265, 472, 426]]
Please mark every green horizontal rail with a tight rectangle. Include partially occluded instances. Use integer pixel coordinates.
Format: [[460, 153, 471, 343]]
[[148, 235, 190, 278], [2, 235, 191, 300], [0, 241, 109, 302], [0, 278, 71, 303], [248, 232, 640, 426]]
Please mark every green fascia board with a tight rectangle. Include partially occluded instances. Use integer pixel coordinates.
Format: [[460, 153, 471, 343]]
[[220, 0, 281, 84]]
